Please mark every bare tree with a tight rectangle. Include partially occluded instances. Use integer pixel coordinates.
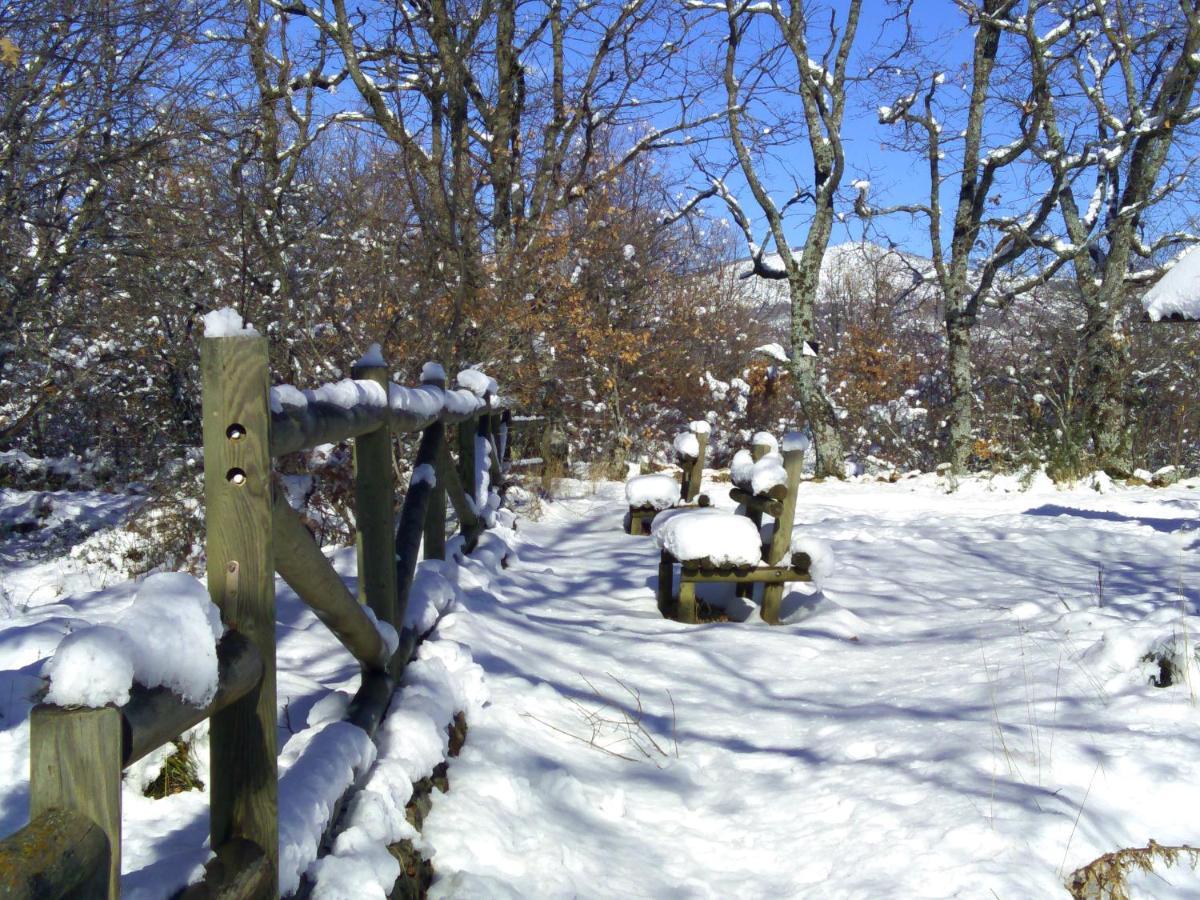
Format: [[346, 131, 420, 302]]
[[868, 0, 1077, 473], [697, 0, 895, 477], [1021, 0, 1200, 474], [0, 0, 211, 446], [261, 0, 718, 370]]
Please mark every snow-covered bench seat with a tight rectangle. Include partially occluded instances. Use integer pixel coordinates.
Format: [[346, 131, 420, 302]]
[[624, 421, 711, 535], [654, 434, 812, 624], [625, 474, 684, 535]]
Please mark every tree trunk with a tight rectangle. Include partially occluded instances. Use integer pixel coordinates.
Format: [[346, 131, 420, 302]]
[[789, 355, 843, 478], [945, 312, 974, 473], [788, 266, 844, 478], [1081, 303, 1131, 475]]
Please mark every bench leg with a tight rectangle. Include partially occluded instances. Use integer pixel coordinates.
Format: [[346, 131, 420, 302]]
[[761, 582, 784, 625], [678, 579, 698, 624], [657, 551, 674, 617], [735, 582, 754, 602]]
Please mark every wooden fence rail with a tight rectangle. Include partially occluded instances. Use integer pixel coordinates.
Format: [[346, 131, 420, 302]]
[[0, 328, 521, 899]]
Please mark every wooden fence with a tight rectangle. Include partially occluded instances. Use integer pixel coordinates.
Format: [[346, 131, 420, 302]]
[[0, 331, 516, 899]]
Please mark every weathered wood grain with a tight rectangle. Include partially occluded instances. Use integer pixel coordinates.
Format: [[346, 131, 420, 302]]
[[420, 371, 448, 563], [435, 443, 482, 551], [761, 445, 806, 625], [201, 334, 277, 898], [352, 360, 398, 634], [29, 706, 122, 898], [457, 415, 478, 503], [272, 490, 390, 671], [0, 808, 108, 899], [681, 431, 708, 503], [395, 422, 444, 671], [122, 632, 263, 766]]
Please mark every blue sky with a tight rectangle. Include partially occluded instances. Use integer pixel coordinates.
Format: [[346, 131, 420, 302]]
[[691, 0, 983, 258]]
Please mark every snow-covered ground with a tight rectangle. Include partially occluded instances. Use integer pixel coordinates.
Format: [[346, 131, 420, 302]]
[[422, 474, 1200, 898], [2, 471, 1199, 897], [0, 485, 486, 898]]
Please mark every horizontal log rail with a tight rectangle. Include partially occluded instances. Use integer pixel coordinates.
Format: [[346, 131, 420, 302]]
[[729, 488, 784, 519], [269, 383, 501, 457], [679, 560, 812, 583], [0, 808, 109, 899], [122, 632, 263, 766]]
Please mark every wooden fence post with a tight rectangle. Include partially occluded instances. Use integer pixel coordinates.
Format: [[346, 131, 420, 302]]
[[483, 401, 502, 498], [351, 356, 398, 633], [201, 332, 277, 897], [498, 409, 512, 468], [422, 369, 447, 562], [394, 421, 445, 669], [28, 706, 122, 898], [760, 447, 805, 626], [682, 430, 708, 504], [736, 435, 775, 602], [458, 413, 478, 503]]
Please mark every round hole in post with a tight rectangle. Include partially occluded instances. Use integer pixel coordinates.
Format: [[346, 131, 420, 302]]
[[226, 423, 246, 441], [226, 467, 247, 485]]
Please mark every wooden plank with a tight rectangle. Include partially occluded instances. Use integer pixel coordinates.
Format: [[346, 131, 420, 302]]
[[270, 403, 392, 457], [29, 705, 122, 898], [201, 333, 277, 897], [628, 508, 656, 536], [0, 808, 109, 900], [269, 382, 489, 457], [395, 422, 444, 671], [344, 669, 396, 739], [484, 408, 503, 497], [657, 551, 674, 617], [679, 565, 811, 584], [122, 632, 263, 766], [677, 578, 698, 624], [272, 490, 390, 671], [765, 447, 805, 565], [352, 359, 398, 633], [498, 409, 512, 466]]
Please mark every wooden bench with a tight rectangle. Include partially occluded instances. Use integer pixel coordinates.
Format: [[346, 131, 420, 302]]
[[654, 434, 811, 625], [624, 422, 710, 535]]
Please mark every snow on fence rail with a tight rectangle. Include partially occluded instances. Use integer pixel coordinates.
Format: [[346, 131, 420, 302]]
[[0, 317, 519, 899]]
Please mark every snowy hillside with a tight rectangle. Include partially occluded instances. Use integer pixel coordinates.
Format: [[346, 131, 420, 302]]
[[722, 241, 945, 351]]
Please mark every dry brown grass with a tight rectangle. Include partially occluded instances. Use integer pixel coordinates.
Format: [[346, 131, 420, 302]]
[[1067, 841, 1200, 899]]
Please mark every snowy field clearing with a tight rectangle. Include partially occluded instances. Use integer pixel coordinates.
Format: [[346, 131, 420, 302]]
[[1, 472, 1199, 897], [424, 475, 1200, 898]]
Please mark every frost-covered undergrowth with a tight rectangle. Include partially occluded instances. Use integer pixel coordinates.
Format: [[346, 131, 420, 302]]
[[422, 473, 1200, 898], [3, 471, 1200, 897]]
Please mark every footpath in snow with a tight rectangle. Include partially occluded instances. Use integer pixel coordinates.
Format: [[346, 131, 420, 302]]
[[423, 475, 1200, 898]]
